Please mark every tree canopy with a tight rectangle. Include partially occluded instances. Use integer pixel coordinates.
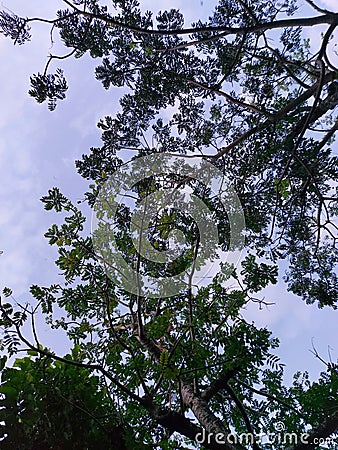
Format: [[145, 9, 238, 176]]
[[0, 0, 338, 449]]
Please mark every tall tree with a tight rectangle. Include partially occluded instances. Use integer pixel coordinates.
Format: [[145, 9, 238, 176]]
[[0, 0, 338, 448]]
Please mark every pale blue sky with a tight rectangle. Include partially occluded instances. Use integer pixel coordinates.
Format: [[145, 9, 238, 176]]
[[0, 0, 337, 382]]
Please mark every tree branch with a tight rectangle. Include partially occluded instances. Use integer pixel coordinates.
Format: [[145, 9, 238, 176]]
[[0, 304, 144, 405], [185, 77, 272, 118], [99, 12, 338, 38], [201, 368, 240, 402], [237, 379, 305, 418], [209, 69, 336, 163], [304, 0, 331, 15], [24, 9, 338, 39], [223, 384, 261, 450]]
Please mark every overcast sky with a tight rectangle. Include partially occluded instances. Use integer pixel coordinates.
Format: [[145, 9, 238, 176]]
[[0, 0, 337, 382]]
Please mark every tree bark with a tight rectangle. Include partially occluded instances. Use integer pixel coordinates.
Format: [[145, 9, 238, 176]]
[[180, 382, 245, 450]]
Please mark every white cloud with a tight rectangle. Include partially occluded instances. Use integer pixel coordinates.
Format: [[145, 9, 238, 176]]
[[0, 1, 93, 301], [319, 0, 338, 11]]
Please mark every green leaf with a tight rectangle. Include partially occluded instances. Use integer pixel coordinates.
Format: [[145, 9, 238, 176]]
[[0, 356, 7, 371], [2, 287, 12, 298]]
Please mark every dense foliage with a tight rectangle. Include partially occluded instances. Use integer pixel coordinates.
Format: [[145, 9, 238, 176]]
[[0, 0, 338, 449], [0, 353, 132, 449]]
